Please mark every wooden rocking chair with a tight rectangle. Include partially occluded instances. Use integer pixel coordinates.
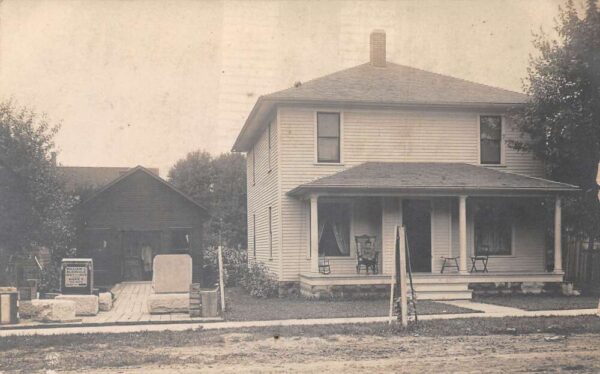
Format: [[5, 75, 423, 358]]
[[355, 235, 379, 274]]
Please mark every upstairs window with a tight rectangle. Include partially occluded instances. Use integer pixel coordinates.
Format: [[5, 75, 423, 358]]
[[317, 112, 341, 163], [480, 115, 502, 164]]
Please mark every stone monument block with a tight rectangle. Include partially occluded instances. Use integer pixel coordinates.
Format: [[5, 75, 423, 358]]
[[28, 299, 77, 322], [152, 254, 192, 294], [56, 294, 99, 316], [98, 292, 113, 311], [147, 293, 189, 314]]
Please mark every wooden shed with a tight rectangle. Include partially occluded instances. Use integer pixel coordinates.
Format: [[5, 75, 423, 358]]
[[76, 166, 208, 286]]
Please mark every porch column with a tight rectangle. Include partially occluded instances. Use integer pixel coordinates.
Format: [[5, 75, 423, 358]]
[[554, 196, 563, 273], [459, 195, 468, 274], [310, 194, 319, 273]]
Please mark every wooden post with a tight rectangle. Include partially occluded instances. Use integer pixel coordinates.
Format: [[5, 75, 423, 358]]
[[399, 226, 408, 327], [217, 245, 226, 312], [388, 226, 397, 324], [310, 194, 319, 273], [458, 195, 468, 274], [554, 196, 563, 273]]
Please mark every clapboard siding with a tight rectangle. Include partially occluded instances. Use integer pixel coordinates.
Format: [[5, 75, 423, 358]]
[[344, 110, 479, 164], [431, 198, 452, 273], [246, 117, 281, 277], [501, 117, 545, 177]]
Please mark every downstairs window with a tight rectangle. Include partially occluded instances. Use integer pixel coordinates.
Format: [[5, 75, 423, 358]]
[[318, 201, 351, 257], [474, 201, 513, 256]]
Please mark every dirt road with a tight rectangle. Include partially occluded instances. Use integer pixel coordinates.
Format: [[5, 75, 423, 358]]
[[52, 332, 600, 373]]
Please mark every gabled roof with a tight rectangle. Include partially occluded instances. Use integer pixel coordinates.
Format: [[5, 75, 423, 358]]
[[288, 162, 579, 197], [232, 62, 528, 152], [59, 166, 159, 192], [80, 165, 208, 214]]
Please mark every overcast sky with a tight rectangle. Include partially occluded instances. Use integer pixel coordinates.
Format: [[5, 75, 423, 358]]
[[0, 0, 567, 175]]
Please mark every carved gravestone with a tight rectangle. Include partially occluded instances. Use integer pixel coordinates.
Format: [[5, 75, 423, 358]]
[[148, 254, 193, 314], [60, 258, 94, 295], [152, 254, 192, 293]]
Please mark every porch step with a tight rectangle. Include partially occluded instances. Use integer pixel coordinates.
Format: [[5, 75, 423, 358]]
[[411, 281, 472, 300], [410, 290, 473, 300], [411, 283, 469, 292]]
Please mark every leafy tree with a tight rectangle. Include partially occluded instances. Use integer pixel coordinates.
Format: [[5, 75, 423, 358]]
[[511, 0, 600, 242], [0, 101, 76, 289], [211, 152, 247, 248], [168, 151, 247, 249]]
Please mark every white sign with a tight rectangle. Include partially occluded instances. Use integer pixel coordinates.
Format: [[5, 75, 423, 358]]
[[65, 266, 88, 288]]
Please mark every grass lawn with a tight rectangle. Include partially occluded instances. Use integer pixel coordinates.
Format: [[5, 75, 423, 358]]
[[474, 294, 600, 311], [224, 287, 477, 321]]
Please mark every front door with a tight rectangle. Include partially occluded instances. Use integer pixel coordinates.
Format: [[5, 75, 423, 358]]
[[402, 200, 432, 272]]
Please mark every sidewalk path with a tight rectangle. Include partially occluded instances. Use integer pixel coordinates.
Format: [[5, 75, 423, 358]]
[[0, 307, 597, 338], [442, 300, 526, 314]]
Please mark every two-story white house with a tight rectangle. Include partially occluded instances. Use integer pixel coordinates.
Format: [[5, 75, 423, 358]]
[[232, 30, 578, 299]]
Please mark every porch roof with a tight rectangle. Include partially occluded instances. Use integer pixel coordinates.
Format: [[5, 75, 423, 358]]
[[287, 162, 579, 197]]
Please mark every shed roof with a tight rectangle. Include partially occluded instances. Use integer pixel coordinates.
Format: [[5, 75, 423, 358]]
[[288, 162, 579, 197], [80, 166, 208, 215], [59, 166, 159, 192]]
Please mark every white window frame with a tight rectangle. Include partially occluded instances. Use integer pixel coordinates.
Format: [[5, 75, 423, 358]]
[[478, 114, 506, 166], [317, 198, 355, 259], [314, 111, 344, 165]]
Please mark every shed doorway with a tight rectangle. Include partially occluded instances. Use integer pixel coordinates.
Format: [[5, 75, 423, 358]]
[[121, 231, 161, 281]]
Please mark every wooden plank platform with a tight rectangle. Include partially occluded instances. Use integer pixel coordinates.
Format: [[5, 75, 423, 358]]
[[81, 282, 202, 324]]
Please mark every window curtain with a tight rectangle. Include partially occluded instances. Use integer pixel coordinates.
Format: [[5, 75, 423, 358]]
[[319, 220, 325, 243], [332, 221, 350, 256], [475, 202, 512, 256]]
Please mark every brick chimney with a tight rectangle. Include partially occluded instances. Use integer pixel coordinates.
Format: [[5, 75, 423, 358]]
[[370, 30, 386, 67]]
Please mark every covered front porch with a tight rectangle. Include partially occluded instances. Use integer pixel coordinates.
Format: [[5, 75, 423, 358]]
[[299, 272, 565, 300], [288, 162, 578, 299]]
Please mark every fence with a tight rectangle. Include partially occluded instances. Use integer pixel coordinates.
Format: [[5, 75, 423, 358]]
[[565, 238, 600, 288]]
